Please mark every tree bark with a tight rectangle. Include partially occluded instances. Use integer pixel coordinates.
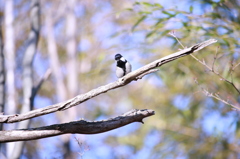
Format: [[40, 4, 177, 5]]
[[0, 109, 154, 143]]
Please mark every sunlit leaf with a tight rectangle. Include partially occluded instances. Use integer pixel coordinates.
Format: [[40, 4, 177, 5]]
[[154, 18, 167, 27], [124, 8, 133, 11], [189, 5, 193, 13], [131, 15, 147, 32], [154, 3, 163, 9], [182, 22, 188, 27], [211, 12, 221, 19], [146, 30, 157, 38], [142, 2, 153, 7], [134, 2, 140, 5], [139, 11, 152, 15], [162, 30, 170, 36], [162, 10, 176, 18]]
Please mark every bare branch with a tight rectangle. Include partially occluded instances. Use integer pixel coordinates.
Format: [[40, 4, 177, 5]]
[[233, 62, 240, 70], [0, 109, 154, 142], [190, 54, 240, 94], [0, 39, 217, 123], [212, 46, 219, 72], [74, 137, 90, 158], [168, 31, 185, 49], [194, 77, 240, 111], [32, 69, 51, 99], [202, 88, 240, 111]]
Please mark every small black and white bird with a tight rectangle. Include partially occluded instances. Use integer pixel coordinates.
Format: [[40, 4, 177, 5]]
[[115, 54, 132, 78]]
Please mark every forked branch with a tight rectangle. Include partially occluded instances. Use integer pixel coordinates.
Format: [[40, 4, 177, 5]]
[[0, 39, 217, 123]]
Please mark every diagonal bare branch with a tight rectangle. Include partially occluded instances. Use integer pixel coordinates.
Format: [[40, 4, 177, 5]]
[[31, 69, 51, 99], [0, 109, 154, 142], [0, 39, 217, 123]]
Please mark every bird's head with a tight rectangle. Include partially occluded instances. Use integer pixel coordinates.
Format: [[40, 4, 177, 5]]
[[115, 54, 122, 61]]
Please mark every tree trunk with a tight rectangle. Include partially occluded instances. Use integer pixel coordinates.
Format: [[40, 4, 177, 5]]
[[46, 13, 67, 102], [4, 0, 16, 157], [64, 0, 78, 157], [11, 0, 40, 158], [0, 8, 6, 158]]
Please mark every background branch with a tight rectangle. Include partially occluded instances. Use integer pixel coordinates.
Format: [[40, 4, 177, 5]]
[[0, 109, 154, 142], [31, 68, 51, 99]]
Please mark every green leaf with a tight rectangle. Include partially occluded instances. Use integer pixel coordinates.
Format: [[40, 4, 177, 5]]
[[124, 8, 133, 12], [139, 11, 152, 15], [211, 13, 221, 19], [162, 10, 176, 18], [154, 3, 163, 9], [142, 2, 153, 7], [154, 18, 165, 27], [189, 5, 193, 13], [146, 30, 157, 38], [131, 15, 147, 32], [162, 30, 170, 36], [134, 2, 140, 5], [222, 39, 230, 47], [182, 22, 188, 27]]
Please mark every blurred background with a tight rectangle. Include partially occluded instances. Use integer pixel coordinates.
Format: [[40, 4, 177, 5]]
[[0, 0, 240, 158]]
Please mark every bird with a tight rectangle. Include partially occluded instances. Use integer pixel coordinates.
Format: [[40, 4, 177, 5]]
[[115, 54, 132, 78]]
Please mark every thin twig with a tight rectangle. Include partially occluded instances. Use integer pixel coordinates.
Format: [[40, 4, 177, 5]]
[[74, 137, 89, 159], [229, 60, 234, 83], [212, 46, 219, 72], [195, 77, 240, 110], [202, 88, 240, 111], [175, 37, 185, 49], [168, 31, 185, 49], [233, 62, 240, 70]]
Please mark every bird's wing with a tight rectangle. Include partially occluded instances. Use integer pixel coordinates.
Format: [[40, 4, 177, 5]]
[[125, 62, 132, 74]]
